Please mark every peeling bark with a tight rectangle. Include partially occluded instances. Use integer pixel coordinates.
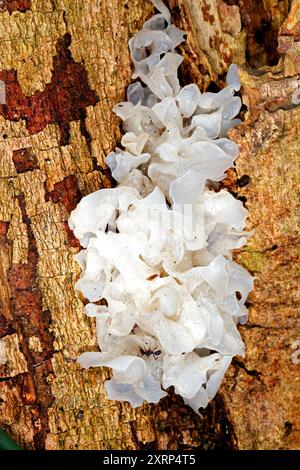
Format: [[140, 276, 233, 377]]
[[0, 33, 99, 146], [0, 0, 31, 15], [0, 0, 299, 450]]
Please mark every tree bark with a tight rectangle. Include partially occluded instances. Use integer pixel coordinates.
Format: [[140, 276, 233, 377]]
[[0, 0, 299, 450]]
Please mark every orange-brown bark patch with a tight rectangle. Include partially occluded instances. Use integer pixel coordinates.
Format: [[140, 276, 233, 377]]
[[0, 33, 99, 146]]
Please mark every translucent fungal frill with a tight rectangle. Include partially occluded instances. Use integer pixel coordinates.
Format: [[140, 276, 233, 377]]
[[69, 0, 253, 414]]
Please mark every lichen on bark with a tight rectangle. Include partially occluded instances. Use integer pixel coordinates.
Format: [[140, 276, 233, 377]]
[[0, 0, 299, 450]]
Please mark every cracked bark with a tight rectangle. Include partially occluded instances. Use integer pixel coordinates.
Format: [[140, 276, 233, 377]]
[[0, 0, 299, 450]]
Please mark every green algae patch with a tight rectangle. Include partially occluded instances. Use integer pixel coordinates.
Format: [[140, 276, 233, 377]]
[[237, 251, 268, 273]]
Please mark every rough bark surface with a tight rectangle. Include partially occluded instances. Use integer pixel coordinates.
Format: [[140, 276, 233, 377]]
[[0, 0, 299, 450]]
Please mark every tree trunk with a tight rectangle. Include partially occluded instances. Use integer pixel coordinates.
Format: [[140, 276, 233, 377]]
[[0, 0, 299, 450]]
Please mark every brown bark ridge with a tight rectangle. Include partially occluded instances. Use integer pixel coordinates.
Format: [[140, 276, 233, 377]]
[[0, 0, 299, 450]]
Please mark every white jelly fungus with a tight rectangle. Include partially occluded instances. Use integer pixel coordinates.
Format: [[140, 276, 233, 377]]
[[69, 0, 253, 414]]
